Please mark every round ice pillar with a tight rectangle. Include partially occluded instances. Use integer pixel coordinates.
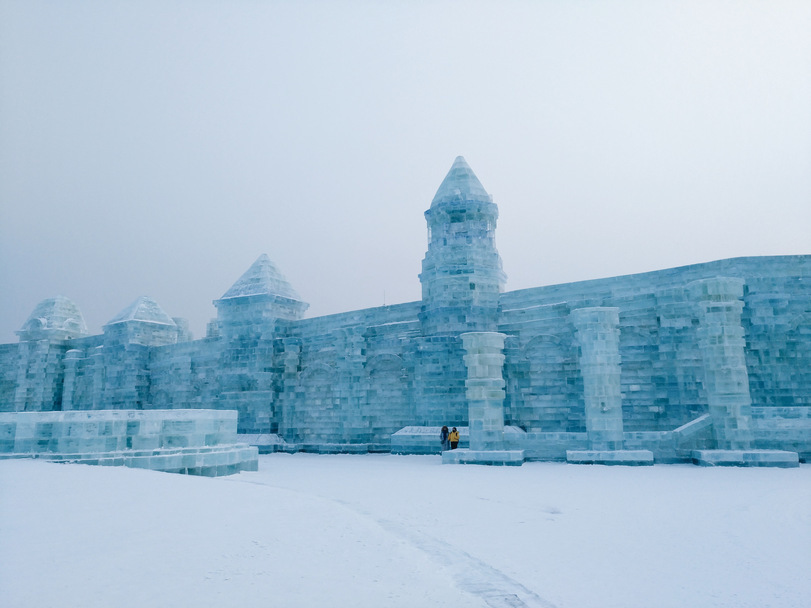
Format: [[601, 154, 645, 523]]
[[461, 332, 507, 451], [688, 278, 753, 450], [570, 307, 624, 450]]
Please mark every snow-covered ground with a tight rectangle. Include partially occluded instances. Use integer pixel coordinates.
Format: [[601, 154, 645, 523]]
[[1, 454, 809, 608]]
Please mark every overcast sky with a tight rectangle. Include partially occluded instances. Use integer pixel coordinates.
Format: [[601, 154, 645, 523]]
[[1, 0, 809, 343]]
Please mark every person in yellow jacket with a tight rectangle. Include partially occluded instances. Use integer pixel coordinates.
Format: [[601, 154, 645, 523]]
[[449, 427, 459, 450]]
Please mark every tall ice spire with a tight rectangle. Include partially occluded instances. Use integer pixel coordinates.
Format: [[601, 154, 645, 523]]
[[431, 156, 491, 206], [419, 156, 506, 336]]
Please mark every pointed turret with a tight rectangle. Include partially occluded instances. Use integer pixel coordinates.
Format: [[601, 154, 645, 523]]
[[106, 296, 176, 327], [419, 156, 506, 335], [104, 296, 178, 346], [14, 296, 88, 413], [17, 295, 88, 341], [219, 254, 303, 302], [431, 156, 492, 206], [214, 255, 308, 343]]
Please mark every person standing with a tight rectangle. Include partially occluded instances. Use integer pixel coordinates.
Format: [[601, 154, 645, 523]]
[[449, 427, 459, 449], [440, 425, 450, 452]]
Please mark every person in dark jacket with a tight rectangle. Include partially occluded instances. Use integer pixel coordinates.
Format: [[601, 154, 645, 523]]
[[440, 425, 450, 452], [449, 427, 459, 449]]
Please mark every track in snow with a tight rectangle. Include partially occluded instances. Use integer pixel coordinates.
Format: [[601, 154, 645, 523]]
[[232, 476, 556, 608]]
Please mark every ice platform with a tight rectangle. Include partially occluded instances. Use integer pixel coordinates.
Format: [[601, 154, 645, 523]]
[[691, 449, 799, 468], [566, 450, 655, 466], [2, 444, 259, 476], [391, 426, 470, 455], [0, 410, 258, 476], [442, 449, 525, 466]]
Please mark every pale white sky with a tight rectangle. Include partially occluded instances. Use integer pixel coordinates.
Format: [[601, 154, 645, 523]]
[[1, 0, 810, 343]]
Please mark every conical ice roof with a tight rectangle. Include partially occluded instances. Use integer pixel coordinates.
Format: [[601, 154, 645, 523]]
[[220, 254, 302, 301], [431, 156, 491, 206], [106, 296, 176, 326], [18, 295, 88, 339]]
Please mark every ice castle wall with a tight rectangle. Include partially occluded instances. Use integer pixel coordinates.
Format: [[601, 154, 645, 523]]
[[3, 254, 809, 459], [4, 150, 810, 461]]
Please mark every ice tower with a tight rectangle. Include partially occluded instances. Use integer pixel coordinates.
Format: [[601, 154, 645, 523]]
[[414, 157, 507, 425], [13, 296, 88, 411], [214, 254, 309, 432], [100, 296, 178, 409], [214, 254, 309, 341], [419, 156, 506, 335]]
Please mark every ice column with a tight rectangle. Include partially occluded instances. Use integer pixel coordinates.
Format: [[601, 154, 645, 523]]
[[279, 338, 301, 439], [61, 349, 81, 411], [333, 327, 367, 442], [13, 339, 63, 412], [461, 332, 507, 451], [91, 346, 105, 410], [570, 307, 624, 450], [688, 278, 753, 449], [12, 341, 33, 411]]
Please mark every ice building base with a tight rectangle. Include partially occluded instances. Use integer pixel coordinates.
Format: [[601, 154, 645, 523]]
[[442, 448, 525, 466], [691, 449, 799, 468]]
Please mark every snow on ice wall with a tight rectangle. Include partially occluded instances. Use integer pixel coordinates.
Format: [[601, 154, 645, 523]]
[[2, 159, 810, 460]]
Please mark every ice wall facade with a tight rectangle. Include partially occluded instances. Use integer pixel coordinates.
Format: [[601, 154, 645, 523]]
[[2, 157, 810, 460]]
